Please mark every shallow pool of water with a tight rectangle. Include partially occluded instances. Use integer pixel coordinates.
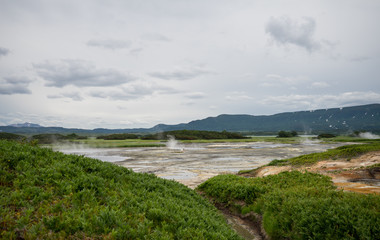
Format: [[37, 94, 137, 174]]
[[54, 141, 345, 188]]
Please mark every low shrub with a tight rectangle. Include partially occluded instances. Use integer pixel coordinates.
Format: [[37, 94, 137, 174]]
[[197, 171, 380, 240]]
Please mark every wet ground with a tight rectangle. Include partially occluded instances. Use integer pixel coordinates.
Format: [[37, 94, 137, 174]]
[[56, 141, 345, 189]]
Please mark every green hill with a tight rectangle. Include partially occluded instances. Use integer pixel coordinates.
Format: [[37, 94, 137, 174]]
[[179, 103, 380, 133], [1, 103, 380, 134], [0, 140, 241, 239]]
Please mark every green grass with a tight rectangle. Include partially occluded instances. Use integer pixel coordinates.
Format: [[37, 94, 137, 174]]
[[267, 142, 380, 166], [71, 138, 166, 148], [53, 135, 377, 148], [321, 136, 380, 143], [0, 140, 242, 239], [197, 171, 380, 240]]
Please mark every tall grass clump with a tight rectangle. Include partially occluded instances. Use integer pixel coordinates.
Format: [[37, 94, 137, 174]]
[[0, 140, 242, 239], [197, 171, 380, 240]]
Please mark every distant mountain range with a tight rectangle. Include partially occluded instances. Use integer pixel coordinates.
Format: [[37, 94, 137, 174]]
[[1, 103, 380, 135], [8, 122, 42, 128]]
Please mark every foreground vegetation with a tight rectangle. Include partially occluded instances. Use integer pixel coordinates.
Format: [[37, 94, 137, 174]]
[[0, 140, 241, 239], [197, 171, 380, 239]]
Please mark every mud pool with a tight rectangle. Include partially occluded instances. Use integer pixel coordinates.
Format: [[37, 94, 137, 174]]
[[55, 141, 345, 189]]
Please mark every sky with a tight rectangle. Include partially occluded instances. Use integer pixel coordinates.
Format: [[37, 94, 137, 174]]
[[0, 0, 380, 129]]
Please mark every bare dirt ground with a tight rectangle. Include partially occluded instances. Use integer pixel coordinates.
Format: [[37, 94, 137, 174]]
[[250, 151, 380, 194]]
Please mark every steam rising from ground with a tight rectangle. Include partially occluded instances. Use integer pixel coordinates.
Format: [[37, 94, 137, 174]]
[[301, 138, 321, 145], [166, 135, 183, 150], [359, 132, 380, 139]]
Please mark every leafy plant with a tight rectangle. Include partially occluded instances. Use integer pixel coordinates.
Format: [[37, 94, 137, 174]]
[[197, 171, 380, 240], [0, 140, 242, 239]]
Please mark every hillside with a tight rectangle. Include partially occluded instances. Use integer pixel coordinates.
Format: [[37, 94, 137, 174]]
[[178, 103, 380, 133], [0, 140, 241, 239], [1, 103, 379, 134], [197, 143, 380, 239]]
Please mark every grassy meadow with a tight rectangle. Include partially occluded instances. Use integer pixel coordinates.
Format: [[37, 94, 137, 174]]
[[0, 140, 241, 239]]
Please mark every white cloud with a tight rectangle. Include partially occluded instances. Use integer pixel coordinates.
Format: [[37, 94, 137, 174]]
[[185, 92, 206, 99], [260, 91, 380, 110], [86, 39, 131, 50], [34, 59, 135, 87], [261, 74, 310, 87], [311, 81, 330, 88], [149, 67, 211, 81], [225, 92, 253, 101], [266, 16, 321, 52]]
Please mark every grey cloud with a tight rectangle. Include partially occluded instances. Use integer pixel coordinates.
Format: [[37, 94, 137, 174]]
[[141, 33, 171, 42], [89, 82, 179, 101], [129, 48, 143, 55], [47, 92, 83, 101], [261, 74, 310, 87], [350, 55, 372, 62], [185, 92, 205, 99], [259, 91, 380, 110], [149, 67, 210, 80], [86, 39, 131, 50], [34, 59, 135, 87], [89, 82, 154, 101], [0, 76, 32, 95], [266, 16, 320, 52], [0, 47, 10, 56]]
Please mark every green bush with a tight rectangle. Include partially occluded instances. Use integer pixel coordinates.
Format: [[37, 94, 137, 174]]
[[317, 133, 336, 139], [277, 130, 298, 138], [197, 171, 380, 240], [0, 140, 241, 239]]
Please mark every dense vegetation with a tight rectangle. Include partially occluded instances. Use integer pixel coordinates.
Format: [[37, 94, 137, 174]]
[[267, 142, 380, 166], [197, 171, 380, 239], [29, 133, 87, 144], [317, 133, 336, 138], [0, 132, 25, 141], [96, 133, 139, 140], [142, 130, 247, 140], [277, 130, 298, 138], [0, 140, 241, 239]]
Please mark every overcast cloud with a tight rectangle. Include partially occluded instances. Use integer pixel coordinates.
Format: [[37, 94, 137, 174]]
[[0, 47, 10, 57], [34, 59, 135, 87], [0, 0, 379, 128], [86, 39, 132, 50], [0, 76, 32, 95], [266, 16, 321, 52]]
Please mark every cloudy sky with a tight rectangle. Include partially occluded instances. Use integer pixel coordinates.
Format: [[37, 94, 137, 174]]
[[1, 0, 379, 129]]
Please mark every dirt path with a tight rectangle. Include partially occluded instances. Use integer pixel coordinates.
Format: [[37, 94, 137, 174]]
[[250, 151, 380, 194]]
